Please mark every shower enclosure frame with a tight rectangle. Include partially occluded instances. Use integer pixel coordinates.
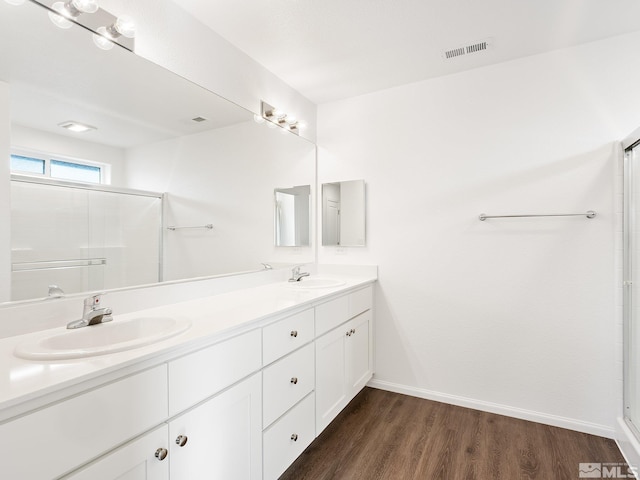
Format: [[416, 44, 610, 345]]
[[10, 174, 166, 289], [623, 135, 640, 441]]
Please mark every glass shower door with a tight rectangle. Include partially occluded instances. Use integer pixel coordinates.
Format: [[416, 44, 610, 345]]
[[625, 143, 640, 434]]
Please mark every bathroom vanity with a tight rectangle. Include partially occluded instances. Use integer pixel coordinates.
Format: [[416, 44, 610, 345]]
[[0, 273, 375, 479]]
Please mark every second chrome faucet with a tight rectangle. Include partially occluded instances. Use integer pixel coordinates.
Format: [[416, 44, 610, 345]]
[[67, 294, 113, 329], [288, 265, 310, 282]]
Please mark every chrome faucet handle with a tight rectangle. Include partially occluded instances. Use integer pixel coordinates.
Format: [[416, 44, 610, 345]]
[[84, 294, 100, 308], [83, 293, 106, 316]]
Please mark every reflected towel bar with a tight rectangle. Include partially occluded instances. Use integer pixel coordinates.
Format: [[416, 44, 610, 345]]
[[478, 211, 596, 221], [167, 224, 214, 231]]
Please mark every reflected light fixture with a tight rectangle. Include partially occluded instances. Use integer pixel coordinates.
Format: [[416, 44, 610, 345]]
[[48, 0, 99, 30], [58, 121, 97, 133], [92, 26, 114, 50], [93, 15, 135, 50], [259, 101, 301, 136]]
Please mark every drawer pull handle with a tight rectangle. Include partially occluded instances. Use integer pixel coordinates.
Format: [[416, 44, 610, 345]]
[[290, 330, 298, 338], [175, 435, 188, 447], [155, 448, 168, 461], [291, 433, 299, 441], [290, 377, 298, 385]]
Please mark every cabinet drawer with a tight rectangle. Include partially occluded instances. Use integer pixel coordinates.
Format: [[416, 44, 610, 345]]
[[349, 285, 372, 318], [263, 342, 314, 427], [315, 295, 349, 336], [0, 365, 168, 480], [169, 329, 261, 415], [263, 309, 314, 365], [263, 393, 315, 480]]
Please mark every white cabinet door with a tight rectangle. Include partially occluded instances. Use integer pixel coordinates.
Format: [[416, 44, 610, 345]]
[[64, 425, 169, 480], [169, 372, 262, 480], [346, 310, 371, 395], [315, 310, 372, 436], [315, 324, 348, 434]]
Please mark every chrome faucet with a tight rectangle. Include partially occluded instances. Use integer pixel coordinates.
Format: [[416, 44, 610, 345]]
[[66, 294, 113, 329], [288, 265, 310, 282]]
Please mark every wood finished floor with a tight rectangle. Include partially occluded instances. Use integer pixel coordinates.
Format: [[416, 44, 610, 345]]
[[280, 388, 626, 480]]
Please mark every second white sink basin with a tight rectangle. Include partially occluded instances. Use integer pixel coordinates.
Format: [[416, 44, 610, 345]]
[[287, 277, 346, 289], [14, 316, 191, 361]]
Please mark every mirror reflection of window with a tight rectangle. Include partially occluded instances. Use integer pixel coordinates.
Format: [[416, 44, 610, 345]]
[[274, 185, 311, 247], [322, 180, 366, 247]]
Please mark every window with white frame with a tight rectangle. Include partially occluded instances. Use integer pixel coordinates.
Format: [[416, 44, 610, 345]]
[[9, 150, 107, 184]]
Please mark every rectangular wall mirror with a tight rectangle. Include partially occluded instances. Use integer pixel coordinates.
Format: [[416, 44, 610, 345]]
[[274, 186, 311, 247], [322, 180, 366, 246], [0, 0, 316, 304]]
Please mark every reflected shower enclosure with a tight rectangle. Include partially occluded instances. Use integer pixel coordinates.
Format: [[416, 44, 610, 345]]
[[10, 177, 163, 301]]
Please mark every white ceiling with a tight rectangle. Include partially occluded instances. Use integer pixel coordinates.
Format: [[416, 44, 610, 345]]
[[171, 0, 640, 104]]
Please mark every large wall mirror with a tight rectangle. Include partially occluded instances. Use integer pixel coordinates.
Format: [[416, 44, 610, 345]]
[[322, 180, 366, 247], [0, 0, 315, 304]]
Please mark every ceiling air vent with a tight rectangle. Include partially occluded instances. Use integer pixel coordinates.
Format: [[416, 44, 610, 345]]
[[443, 38, 492, 60], [191, 116, 207, 123]]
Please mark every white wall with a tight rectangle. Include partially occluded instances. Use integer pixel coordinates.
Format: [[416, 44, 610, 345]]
[[318, 32, 640, 437], [0, 82, 10, 302], [125, 121, 315, 280], [99, 0, 317, 142], [11, 125, 127, 185]]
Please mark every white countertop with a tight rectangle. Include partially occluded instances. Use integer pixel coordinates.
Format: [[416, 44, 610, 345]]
[[0, 274, 376, 418]]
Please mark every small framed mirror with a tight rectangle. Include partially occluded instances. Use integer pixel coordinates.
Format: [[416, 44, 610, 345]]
[[322, 179, 366, 246], [274, 185, 311, 247]]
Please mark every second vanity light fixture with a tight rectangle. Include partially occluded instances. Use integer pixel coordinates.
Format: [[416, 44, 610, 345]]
[[23, 0, 136, 51], [255, 101, 303, 136]]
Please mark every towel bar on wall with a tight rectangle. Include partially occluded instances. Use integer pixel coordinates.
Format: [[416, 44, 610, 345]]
[[478, 211, 596, 221], [166, 224, 214, 231]]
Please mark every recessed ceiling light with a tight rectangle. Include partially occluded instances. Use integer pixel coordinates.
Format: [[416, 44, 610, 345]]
[[58, 121, 97, 133]]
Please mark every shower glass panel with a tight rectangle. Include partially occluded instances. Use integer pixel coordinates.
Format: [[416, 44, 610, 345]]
[[10, 179, 162, 301], [625, 143, 640, 435]]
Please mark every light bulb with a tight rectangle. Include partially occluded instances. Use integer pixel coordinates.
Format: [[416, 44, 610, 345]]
[[286, 115, 297, 125], [4, 0, 26, 6], [93, 27, 114, 50], [114, 15, 135, 38], [70, 0, 98, 14], [48, 2, 73, 29]]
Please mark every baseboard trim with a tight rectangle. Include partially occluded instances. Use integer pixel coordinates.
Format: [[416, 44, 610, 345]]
[[367, 378, 615, 439]]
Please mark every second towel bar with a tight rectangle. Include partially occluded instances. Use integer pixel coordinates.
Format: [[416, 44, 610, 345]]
[[479, 211, 596, 221]]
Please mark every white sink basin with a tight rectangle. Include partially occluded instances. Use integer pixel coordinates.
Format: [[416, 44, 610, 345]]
[[14, 316, 191, 361], [286, 277, 346, 289]]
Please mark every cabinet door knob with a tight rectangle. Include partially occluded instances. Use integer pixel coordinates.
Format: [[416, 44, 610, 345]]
[[351, 328, 356, 334], [290, 377, 298, 384], [346, 331, 352, 336], [155, 448, 168, 461], [291, 433, 298, 441], [290, 330, 298, 338], [175, 435, 188, 447]]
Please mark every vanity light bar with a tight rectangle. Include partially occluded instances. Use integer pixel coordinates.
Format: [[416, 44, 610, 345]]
[[29, 0, 135, 51], [259, 101, 301, 136]]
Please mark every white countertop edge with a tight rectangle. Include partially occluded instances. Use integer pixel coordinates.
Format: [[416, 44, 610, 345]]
[[0, 275, 376, 420]]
